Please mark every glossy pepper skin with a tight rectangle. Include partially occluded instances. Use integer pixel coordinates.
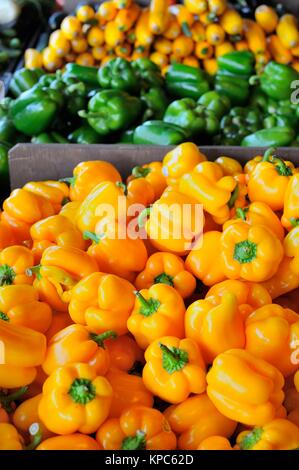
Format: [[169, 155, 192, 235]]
[[0, 321, 46, 388], [0, 423, 23, 450], [106, 368, 153, 418], [127, 284, 185, 350], [140, 86, 168, 121], [69, 272, 135, 335], [0, 245, 34, 286], [0, 284, 52, 333], [164, 393, 237, 450], [10, 85, 63, 136], [106, 334, 144, 372], [9, 67, 44, 98], [37, 434, 100, 450], [217, 106, 262, 146], [207, 349, 285, 426], [142, 189, 204, 255], [284, 226, 299, 276], [179, 161, 237, 224], [198, 91, 231, 119], [131, 58, 164, 89], [166, 63, 210, 100], [218, 51, 255, 76], [259, 61, 299, 100], [38, 363, 112, 435], [22, 180, 69, 211], [68, 124, 102, 145], [164, 99, 219, 138], [98, 57, 139, 93], [133, 120, 187, 146], [96, 406, 176, 450], [79, 89, 141, 136], [186, 231, 226, 286], [42, 324, 114, 376], [13, 393, 52, 440], [237, 419, 299, 450], [220, 221, 283, 282], [185, 293, 245, 363], [242, 127, 295, 147], [215, 72, 249, 106], [248, 155, 293, 211], [85, 220, 148, 283], [143, 336, 206, 404], [198, 436, 236, 450], [282, 174, 299, 229], [30, 214, 86, 262], [127, 161, 166, 200], [67, 160, 121, 202], [262, 257, 299, 299], [63, 63, 99, 87], [135, 252, 196, 299], [245, 304, 299, 377], [162, 142, 207, 187]]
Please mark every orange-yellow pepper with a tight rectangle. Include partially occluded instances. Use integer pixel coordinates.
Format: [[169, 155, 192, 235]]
[[226, 201, 285, 242], [45, 310, 73, 341], [295, 371, 299, 392], [69, 272, 135, 335], [96, 406, 176, 450], [37, 433, 100, 450], [0, 321, 46, 388], [106, 334, 144, 372], [59, 200, 81, 221], [262, 256, 299, 299], [185, 231, 226, 286], [127, 161, 167, 199], [220, 220, 283, 282], [135, 251, 196, 299], [38, 363, 112, 435], [245, 304, 299, 377], [207, 349, 285, 426], [67, 160, 121, 201], [31, 246, 98, 312], [142, 188, 204, 255], [237, 418, 299, 450], [23, 180, 69, 212], [106, 368, 154, 418], [0, 219, 17, 249], [206, 279, 272, 319], [13, 393, 52, 440], [179, 161, 237, 225], [0, 284, 52, 333], [0, 423, 23, 450], [85, 218, 148, 283], [0, 245, 34, 286], [162, 142, 207, 187], [127, 284, 185, 349], [248, 156, 293, 211], [143, 336, 206, 404], [164, 393, 237, 450], [282, 174, 299, 229], [42, 324, 114, 376], [198, 436, 236, 450], [185, 293, 245, 363], [284, 226, 299, 276], [30, 214, 86, 263], [215, 156, 243, 176]]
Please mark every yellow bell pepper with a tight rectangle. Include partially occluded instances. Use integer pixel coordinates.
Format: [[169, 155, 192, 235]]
[[262, 257, 299, 299], [162, 143, 207, 187], [282, 174, 299, 230], [237, 419, 299, 450], [284, 226, 299, 276]]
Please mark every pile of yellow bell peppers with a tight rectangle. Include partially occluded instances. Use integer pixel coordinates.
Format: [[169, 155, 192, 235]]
[[1, 143, 299, 450], [24, 1, 299, 75]]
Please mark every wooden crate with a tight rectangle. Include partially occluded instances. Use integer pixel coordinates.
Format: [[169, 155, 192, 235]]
[[8, 143, 299, 188]]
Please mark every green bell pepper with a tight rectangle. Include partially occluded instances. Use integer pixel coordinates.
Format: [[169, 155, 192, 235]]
[[166, 64, 210, 100], [0, 99, 16, 144], [263, 114, 298, 130], [0, 142, 10, 193], [218, 51, 255, 76], [98, 58, 139, 94], [131, 58, 164, 89], [68, 124, 102, 144], [215, 71, 249, 106], [31, 132, 68, 144], [216, 106, 262, 146], [198, 91, 231, 119], [249, 87, 268, 111], [164, 98, 219, 137], [63, 82, 88, 117], [10, 85, 63, 136], [241, 127, 295, 147], [63, 63, 99, 88], [133, 120, 187, 145], [9, 68, 44, 98], [256, 61, 299, 101], [141, 86, 168, 121], [119, 129, 134, 143], [79, 89, 142, 136]]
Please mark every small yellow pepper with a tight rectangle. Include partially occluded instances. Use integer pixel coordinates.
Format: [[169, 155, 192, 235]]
[[237, 419, 299, 450]]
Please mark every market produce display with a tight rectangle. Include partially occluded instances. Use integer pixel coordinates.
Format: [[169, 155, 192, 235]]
[[0, 143, 299, 450]]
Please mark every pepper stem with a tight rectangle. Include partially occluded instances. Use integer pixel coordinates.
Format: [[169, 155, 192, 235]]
[[154, 273, 174, 287], [90, 330, 117, 348], [132, 166, 151, 179], [121, 430, 146, 450], [290, 217, 299, 227], [68, 378, 96, 405], [239, 428, 263, 450], [134, 291, 160, 317], [59, 176, 76, 188], [116, 181, 128, 196], [83, 231, 103, 244], [273, 158, 293, 176], [26, 423, 43, 451], [262, 147, 276, 161], [159, 343, 189, 374], [233, 240, 257, 264], [0, 264, 16, 286], [236, 207, 248, 221], [0, 312, 9, 321], [0, 386, 28, 413], [181, 22, 191, 37], [228, 185, 239, 209], [25, 265, 42, 280], [138, 207, 151, 228], [249, 75, 260, 86]]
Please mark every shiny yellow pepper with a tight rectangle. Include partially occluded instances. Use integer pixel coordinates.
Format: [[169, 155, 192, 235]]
[[237, 419, 299, 450]]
